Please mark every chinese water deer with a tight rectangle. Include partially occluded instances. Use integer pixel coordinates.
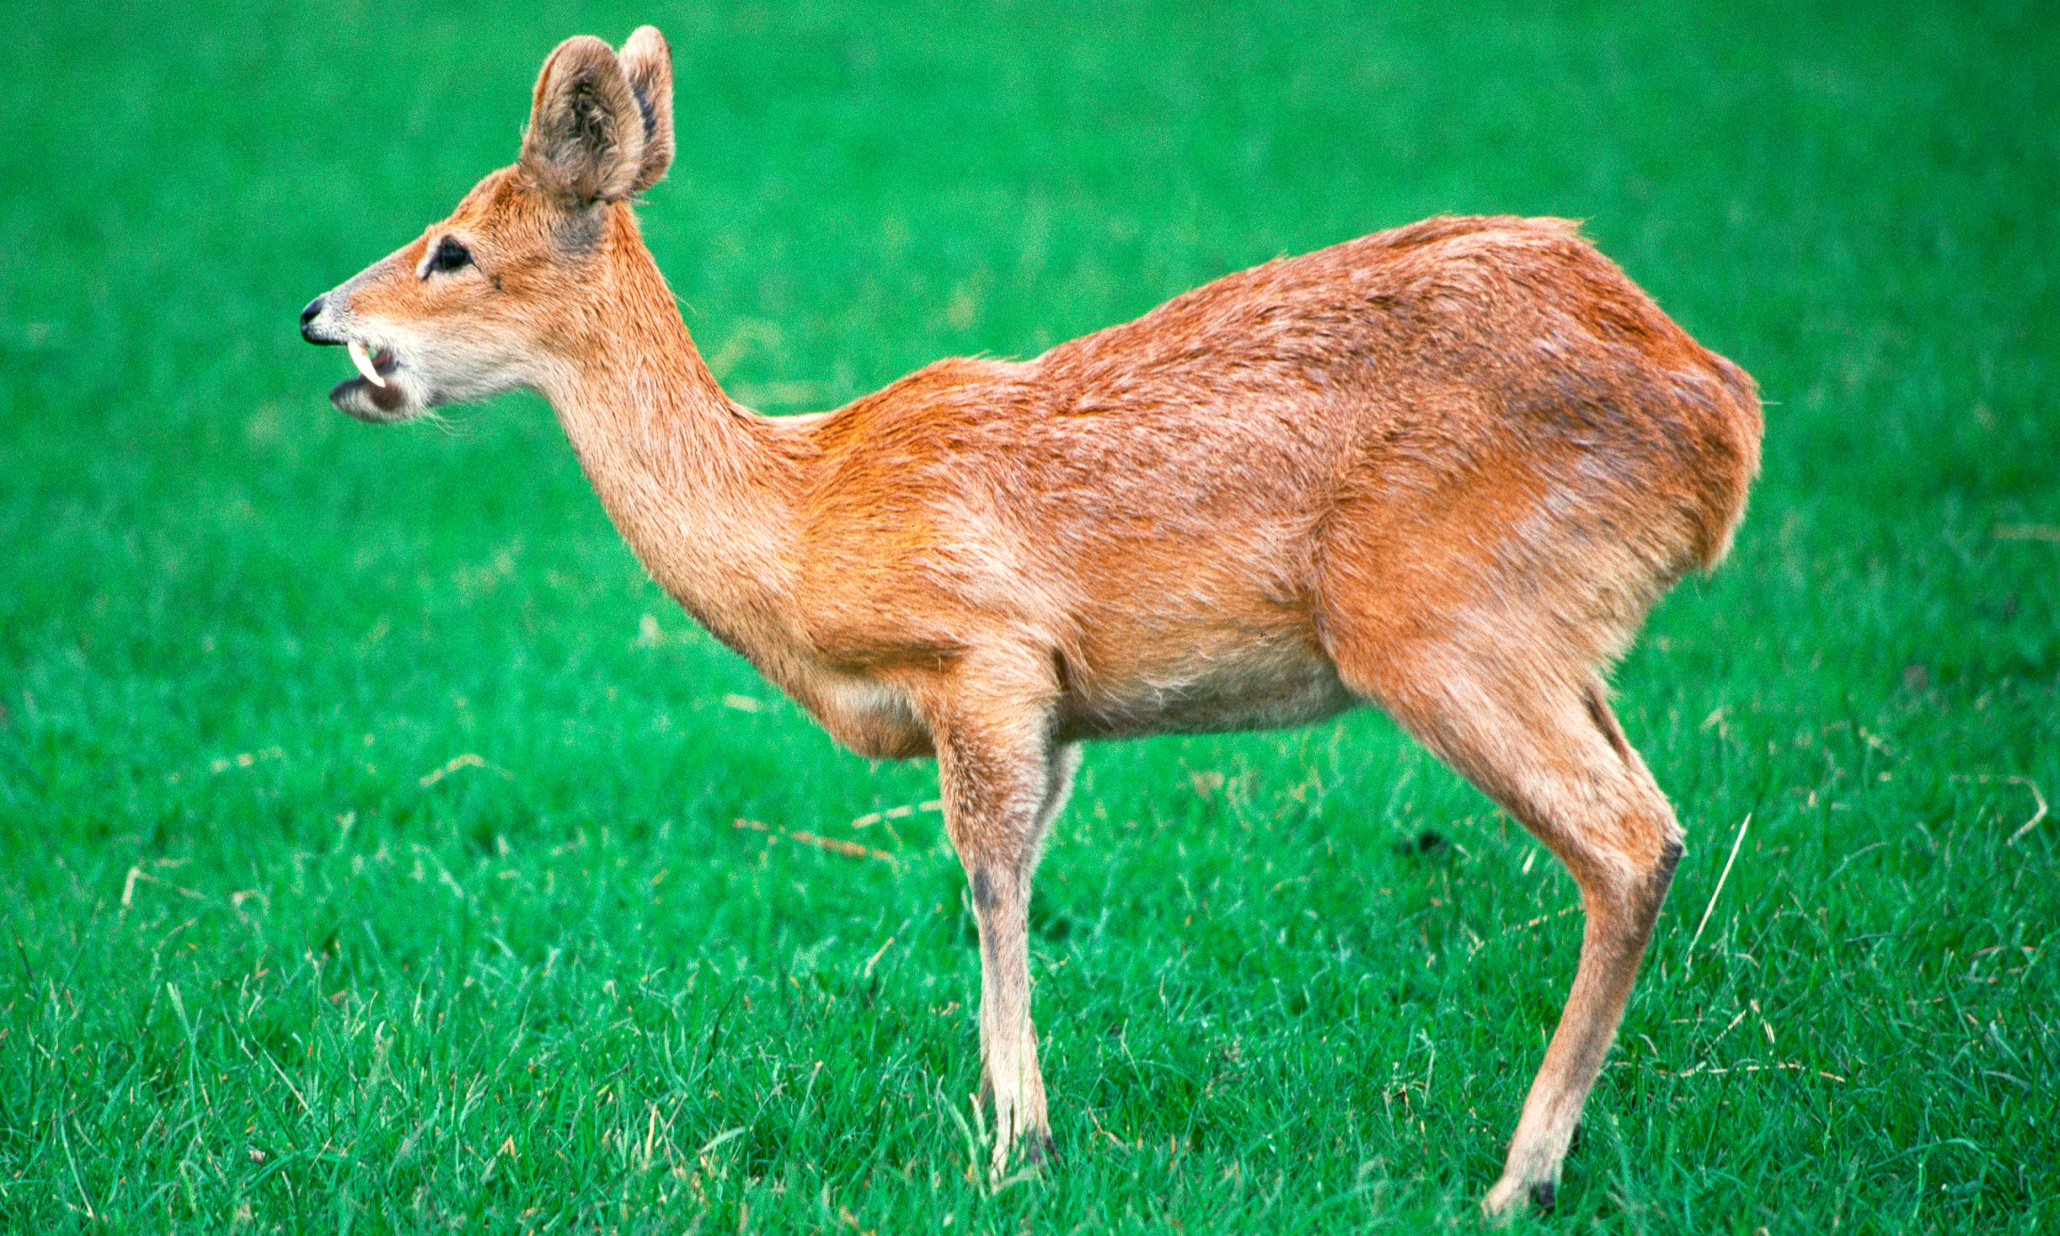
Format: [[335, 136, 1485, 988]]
[[300, 27, 1761, 1215]]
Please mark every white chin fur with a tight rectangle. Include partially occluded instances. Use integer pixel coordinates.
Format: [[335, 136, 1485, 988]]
[[332, 375, 419, 423]]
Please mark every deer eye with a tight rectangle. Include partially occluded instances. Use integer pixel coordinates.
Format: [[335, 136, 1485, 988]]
[[425, 237, 472, 275]]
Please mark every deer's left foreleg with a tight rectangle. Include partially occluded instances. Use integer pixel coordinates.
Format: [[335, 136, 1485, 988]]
[[924, 671, 1077, 1172]]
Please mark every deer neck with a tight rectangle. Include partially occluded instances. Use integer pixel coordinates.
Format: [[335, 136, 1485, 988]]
[[534, 211, 803, 663]]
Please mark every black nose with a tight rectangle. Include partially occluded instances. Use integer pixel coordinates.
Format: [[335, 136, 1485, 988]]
[[300, 296, 325, 342]]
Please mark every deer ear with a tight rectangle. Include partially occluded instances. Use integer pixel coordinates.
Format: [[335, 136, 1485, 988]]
[[617, 27, 674, 194], [521, 35, 648, 205]]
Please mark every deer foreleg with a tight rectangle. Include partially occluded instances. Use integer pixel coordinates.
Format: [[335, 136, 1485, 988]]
[[927, 682, 1075, 1173]]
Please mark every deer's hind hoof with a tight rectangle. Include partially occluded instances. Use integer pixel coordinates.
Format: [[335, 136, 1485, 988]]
[[1480, 1172, 1556, 1222]]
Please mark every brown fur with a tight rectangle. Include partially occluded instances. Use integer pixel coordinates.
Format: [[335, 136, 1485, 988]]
[[301, 27, 1762, 1215]]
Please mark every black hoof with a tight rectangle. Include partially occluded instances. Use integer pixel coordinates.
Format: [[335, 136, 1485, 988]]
[[1022, 1131, 1058, 1167], [1528, 1179, 1556, 1212]]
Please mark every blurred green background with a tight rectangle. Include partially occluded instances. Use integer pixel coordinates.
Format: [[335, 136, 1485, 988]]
[[1, 0, 2054, 1230]]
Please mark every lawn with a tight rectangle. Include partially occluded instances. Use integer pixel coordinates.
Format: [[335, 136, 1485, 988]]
[[1, 0, 2055, 1230]]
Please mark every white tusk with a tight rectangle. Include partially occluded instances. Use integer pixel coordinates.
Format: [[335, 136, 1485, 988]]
[[348, 339, 388, 388]]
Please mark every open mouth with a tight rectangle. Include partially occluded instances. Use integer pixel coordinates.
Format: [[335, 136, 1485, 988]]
[[329, 340, 409, 418], [345, 339, 399, 388]]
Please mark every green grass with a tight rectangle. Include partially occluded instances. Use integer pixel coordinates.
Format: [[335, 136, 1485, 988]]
[[2, 0, 2056, 1230]]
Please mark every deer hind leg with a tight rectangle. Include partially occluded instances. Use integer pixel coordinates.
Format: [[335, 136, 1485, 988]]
[[1332, 641, 1683, 1216], [926, 684, 1076, 1174]]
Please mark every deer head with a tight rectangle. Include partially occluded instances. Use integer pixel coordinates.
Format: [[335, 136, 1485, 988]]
[[299, 28, 676, 422]]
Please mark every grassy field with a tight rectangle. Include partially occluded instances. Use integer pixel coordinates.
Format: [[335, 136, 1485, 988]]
[[2, 0, 2056, 1230]]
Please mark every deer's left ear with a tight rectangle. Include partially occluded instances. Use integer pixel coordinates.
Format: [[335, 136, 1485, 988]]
[[521, 35, 648, 205], [618, 26, 675, 194]]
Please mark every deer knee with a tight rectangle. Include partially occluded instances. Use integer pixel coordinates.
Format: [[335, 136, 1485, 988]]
[[970, 869, 1000, 917]]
